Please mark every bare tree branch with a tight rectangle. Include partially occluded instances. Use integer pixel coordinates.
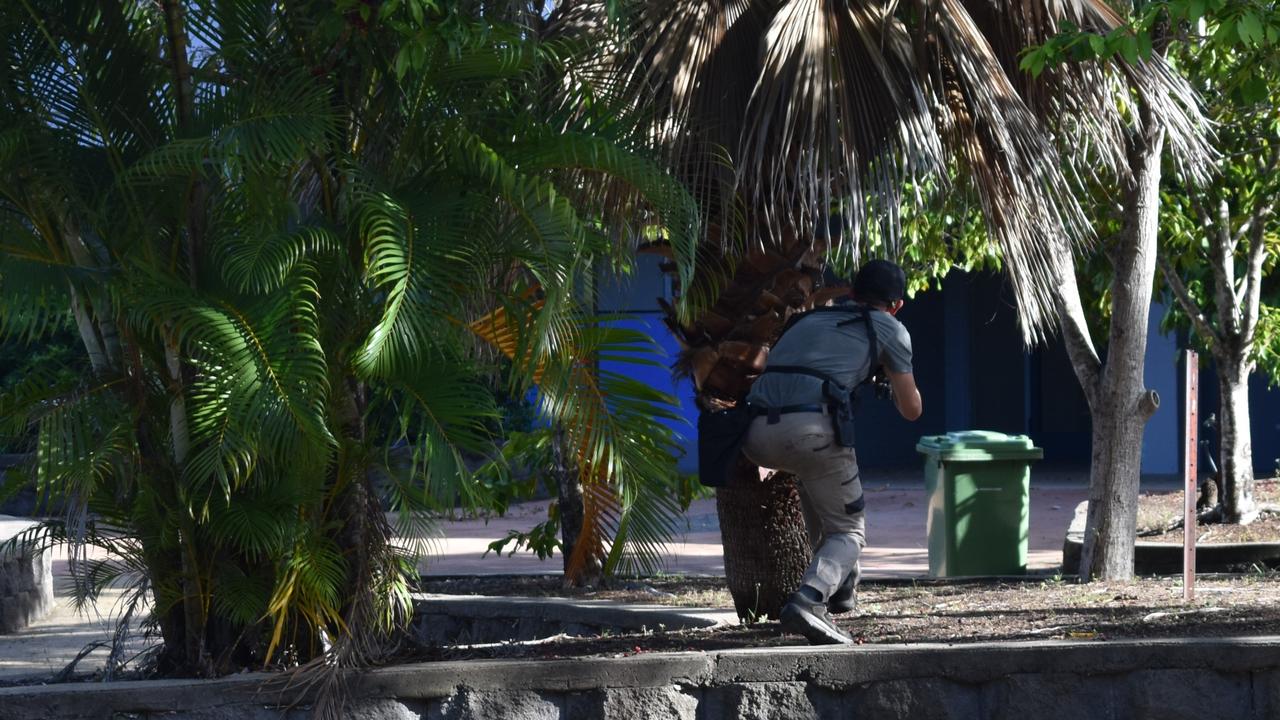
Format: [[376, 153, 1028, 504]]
[[1239, 146, 1280, 341], [1208, 197, 1239, 336], [1158, 253, 1221, 348], [1053, 241, 1101, 407], [1240, 203, 1273, 342]]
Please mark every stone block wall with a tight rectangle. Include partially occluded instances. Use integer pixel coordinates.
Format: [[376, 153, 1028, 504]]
[[0, 524, 53, 633], [4, 637, 1279, 719]]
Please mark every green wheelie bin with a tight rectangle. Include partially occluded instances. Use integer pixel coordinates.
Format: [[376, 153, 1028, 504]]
[[916, 431, 1044, 577]]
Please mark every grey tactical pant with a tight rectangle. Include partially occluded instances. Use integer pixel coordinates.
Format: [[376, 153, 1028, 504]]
[[742, 411, 865, 601]]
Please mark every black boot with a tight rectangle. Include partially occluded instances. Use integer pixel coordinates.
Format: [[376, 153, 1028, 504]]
[[780, 586, 853, 645], [828, 561, 861, 615]]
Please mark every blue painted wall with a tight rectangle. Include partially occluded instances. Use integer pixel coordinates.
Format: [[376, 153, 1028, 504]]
[[595, 255, 700, 473], [1195, 356, 1280, 478], [1142, 302, 1181, 478]]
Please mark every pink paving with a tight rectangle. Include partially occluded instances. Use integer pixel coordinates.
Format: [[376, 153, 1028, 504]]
[[421, 479, 1090, 579]]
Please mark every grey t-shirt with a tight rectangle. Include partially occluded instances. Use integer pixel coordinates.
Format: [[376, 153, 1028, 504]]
[[746, 304, 913, 408]]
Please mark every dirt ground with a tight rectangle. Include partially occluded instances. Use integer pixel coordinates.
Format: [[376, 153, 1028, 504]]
[[8, 481, 1278, 682], [1138, 478, 1280, 543], [406, 483, 1280, 662], [412, 573, 1280, 662]]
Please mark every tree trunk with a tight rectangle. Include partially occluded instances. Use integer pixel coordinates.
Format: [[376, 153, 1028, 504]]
[[555, 431, 602, 587], [1216, 356, 1257, 523], [715, 462, 810, 620], [1079, 390, 1159, 579], [68, 282, 109, 375], [1072, 120, 1166, 581], [653, 228, 841, 618]]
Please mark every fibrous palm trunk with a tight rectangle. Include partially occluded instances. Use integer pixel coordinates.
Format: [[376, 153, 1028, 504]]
[[655, 229, 846, 619], [554, 431, 602, 587], [716, 463, 810, 620]]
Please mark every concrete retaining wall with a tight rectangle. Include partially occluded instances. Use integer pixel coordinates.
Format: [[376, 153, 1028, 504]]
[[411, 594, 735, 645], [0, 516, 53, 633], [1064, 501, 1280, 574], [3, 637, 1278, 719]]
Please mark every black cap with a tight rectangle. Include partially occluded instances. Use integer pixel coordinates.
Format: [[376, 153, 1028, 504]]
[[852, 260, 906, 305]]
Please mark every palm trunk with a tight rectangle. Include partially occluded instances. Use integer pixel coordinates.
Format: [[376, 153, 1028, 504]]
[[656, 228, 841, 618], [555, 431, 602, 587], [1216, 355, 1257, 523], [716, 465, 810, 620], [333, 379, 372, 662], [1064, 116, 1165, 581], [68, 283, 109, 375]]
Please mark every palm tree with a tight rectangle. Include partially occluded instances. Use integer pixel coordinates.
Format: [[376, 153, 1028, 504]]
[[0, 0, 695, 684], [553, 0, 1213, 611]]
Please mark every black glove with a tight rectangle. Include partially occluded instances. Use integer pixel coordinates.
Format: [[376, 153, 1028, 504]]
[[872, 374, 892, 401]]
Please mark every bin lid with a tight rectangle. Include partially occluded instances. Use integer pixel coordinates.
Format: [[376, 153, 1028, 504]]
[[916, 430, 1044, 461]]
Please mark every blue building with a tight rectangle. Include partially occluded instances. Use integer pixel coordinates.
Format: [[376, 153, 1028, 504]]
[[598, 256, 1279, 481]]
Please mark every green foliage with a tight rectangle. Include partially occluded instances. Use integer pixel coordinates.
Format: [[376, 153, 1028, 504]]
[[486, 516, 563, 561], [1024, 1, 1280, 372], [0, 0, 695, 684], [1020, 21, 1155, 76], [1022, 1, 1280, 87], [0, 330, 88, 451], [827, 180, 1002, 296], [1147, 3, 1280, 382]]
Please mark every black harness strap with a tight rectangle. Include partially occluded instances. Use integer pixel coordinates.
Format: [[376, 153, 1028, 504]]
[[839, 309, 881, 383], [762, 304, 883, 391], [757, 304, 886, 449]]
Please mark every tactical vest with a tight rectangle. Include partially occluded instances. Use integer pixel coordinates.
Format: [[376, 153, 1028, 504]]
[[757, 304, 882, 447]]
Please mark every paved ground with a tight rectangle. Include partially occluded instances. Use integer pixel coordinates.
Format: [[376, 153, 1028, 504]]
[[424, 473, 1092, 578], [0, 474, 1091, 682]]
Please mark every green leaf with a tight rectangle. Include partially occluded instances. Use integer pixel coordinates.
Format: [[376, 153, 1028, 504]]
[[1239, 13, 1265, 45], [1215, 20, 1238, 44], [395, 48, 411, 79], [1189, 0, 1208, 22], [1241, 74, 1269, 103], [1019, 47, 1046, 76], [1089, 34, 1107, 58], [1137, 31, 1153, 60], [1119, 35, 1140, 65]]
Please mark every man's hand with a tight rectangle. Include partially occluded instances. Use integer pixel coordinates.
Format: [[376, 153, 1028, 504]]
[[887, 371, 922, 421]]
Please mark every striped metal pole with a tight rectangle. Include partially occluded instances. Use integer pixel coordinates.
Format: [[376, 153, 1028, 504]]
[[1184, 350, 1198, 603]]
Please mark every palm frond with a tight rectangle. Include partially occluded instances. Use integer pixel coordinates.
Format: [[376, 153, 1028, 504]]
[[594, 0, 1213, 338], [129, 267, 332, 503], [354, 190, 464, 378], [212, 563, 274, 627], [0, 225, 76, 342], [384, 359, 502, 513], [475, 303, 686, 580], [512, 129, 701, 298], [215, 224, 341, 295], [265, 526, 347, 662]]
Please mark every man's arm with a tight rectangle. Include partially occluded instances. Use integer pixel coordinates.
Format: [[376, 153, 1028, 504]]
[[888, 370, 922, 421]]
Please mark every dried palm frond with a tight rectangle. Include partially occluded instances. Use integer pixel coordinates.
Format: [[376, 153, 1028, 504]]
[[572, 0, 1212, 339]]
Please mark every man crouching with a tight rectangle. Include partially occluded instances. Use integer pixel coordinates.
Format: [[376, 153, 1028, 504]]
[[742, 260, 922, 645]]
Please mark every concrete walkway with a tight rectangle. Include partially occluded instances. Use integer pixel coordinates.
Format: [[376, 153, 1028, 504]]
[[0, 476, 1090, 682], [423, 476, 1090, 578]]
